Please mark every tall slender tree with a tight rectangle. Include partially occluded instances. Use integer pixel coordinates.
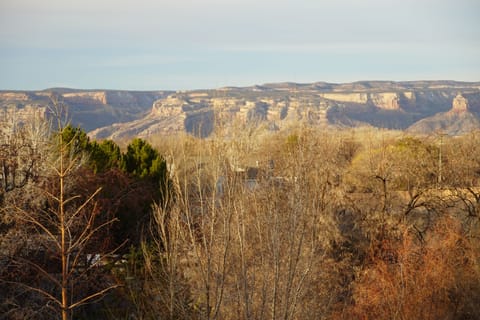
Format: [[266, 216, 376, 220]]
[[2, 96, 121, 319]]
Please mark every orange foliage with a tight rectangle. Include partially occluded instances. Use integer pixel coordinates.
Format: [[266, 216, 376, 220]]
[[341, 216, 480, 320]]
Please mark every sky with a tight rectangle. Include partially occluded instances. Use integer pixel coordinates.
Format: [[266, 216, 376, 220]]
[[0, 0, 479, 90]]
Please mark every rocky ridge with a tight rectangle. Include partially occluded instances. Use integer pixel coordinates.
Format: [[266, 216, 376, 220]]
[[1, 81, 480, 139], [0, 89, 170, 131], [90, 81, 480, 139], [407, 93, 480, 135]]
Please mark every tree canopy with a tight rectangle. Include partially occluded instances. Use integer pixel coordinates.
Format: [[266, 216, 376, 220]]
[[121, 138, 167, 182]]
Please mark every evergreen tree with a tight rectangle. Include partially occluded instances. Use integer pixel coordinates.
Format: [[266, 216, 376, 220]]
[[89, 140, 122, 174], [121, 138, 167, 183], [60, 125, 90, 156]]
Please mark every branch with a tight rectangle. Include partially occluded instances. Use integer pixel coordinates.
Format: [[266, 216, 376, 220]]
[[68, 283, 121, 310], [16, 209, 61, 250], [68, 218, 118, 254], [66, 187, 102, 226], [62, 194, 82, 209], [70, 239, 127, 280], [14, 256, 62, 288], [43, 189, 61, 204], [0, 280, 62, 308]]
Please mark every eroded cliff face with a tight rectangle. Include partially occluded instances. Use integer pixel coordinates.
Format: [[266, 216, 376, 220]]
[[0, 93, 49, 125], [62, 91, 163, 107], [319, 92, 416, 110], [451, 94, 469, 113], [89, 92, 360, 139], [0, 92, 31, 101], [369, 93, 400, 110], [407, 92, 480, 135], [151, 97, 184, 116], [2, 81, 480, 139], [0, 89, 170, 131], [320, 93, 369, 104], [0, 104, 47, 124], [63, 92, 108, 105], [89, 82, 480, 140]]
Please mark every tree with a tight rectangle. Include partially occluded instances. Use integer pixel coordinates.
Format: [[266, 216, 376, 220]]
[[0, 106, 48, 194], [140, 127, 349, 320], [0, 105, 52, 318], [122, 138, 166, 181], [88, 139, 122, 174], [345, 216, 480, 320], [1, 97, 120, 320], [60, 125, 90, 158]]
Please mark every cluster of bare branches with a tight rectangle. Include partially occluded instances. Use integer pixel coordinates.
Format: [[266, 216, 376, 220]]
[[143, 126, 480, 320]]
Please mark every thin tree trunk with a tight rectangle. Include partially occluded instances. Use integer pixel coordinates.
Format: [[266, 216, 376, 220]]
[[60, 136, 68, 320]]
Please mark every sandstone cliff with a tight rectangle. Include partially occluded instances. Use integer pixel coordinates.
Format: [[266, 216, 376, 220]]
[[319, 92, 415, 110], [0, 89, 170, 131], [450, 94, 469, 113], [407, 93, 480, 135], [88, 82, 480, 140], [2, 81, 480, 140]]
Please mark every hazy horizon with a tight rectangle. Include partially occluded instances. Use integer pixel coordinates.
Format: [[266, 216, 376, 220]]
[[1, 0, 479, 91], [2, 79, 480, 93]]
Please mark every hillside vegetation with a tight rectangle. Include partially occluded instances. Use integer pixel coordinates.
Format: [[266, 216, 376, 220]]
[[1, 100, 480, 319]]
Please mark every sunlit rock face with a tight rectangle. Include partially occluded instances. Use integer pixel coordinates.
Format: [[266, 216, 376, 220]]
[[85, 82, 480, 139], [451, 94, 469, 113], [2, 81, 480, 140], [407, 93, 480, 136]]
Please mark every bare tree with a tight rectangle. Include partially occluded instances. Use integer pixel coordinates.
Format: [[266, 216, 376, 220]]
[[0, 106, 48, 194], [1, 96, 120, 320], [145, 127, 345, 320]]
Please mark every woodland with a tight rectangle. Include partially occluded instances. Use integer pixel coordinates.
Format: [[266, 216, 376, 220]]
[[0, 99, 479, 320]]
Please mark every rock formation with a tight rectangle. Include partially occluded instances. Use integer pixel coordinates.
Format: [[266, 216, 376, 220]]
[[407, 93, 480, 135], [369, 93, 401, 110], [451, 94, 469, 113], [319, 93, 369, 104], [1, 81, 480, 139], [319, 92, 413, 110], [0, 89, 170, 131]]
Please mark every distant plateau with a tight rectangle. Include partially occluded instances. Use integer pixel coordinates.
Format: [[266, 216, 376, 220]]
[[1, 80, 480, 140]]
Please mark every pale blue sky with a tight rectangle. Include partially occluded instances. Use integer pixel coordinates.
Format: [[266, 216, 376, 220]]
[[1, 0, 479, 90]]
